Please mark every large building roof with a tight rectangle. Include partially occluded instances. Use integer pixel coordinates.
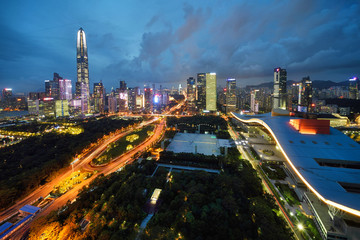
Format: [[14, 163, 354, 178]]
[[166, 133, 220, 156], [232, 112, 360, 217]]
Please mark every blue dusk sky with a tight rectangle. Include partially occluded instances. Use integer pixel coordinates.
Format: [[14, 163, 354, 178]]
[[0, 0, 359, 93]]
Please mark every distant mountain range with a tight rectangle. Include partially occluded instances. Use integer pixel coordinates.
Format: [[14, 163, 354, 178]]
[[246, 80, 349, 90]]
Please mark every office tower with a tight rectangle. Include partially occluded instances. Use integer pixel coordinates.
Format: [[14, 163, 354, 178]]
[[76, 82, 88, 114], [42, 97, 55, 117], [76, 28, 90, 113], [196, 73, 206, 110], [273, 67, 287, 110], [349, 77, 359, 100], [2, 88, 12, 101], [55, 100, 70, 117], [28, 99, 40, 115], [187, 77, 196, 112], [162, 92, 169, 106], [205, 72, 217, 111], [226, 78, 236, 113], [250, 89, 259, 113], [93, 82, 105, 114], [299, 76, 312, 112], [108, 95, 117, 114], [120, 81, 127, 91], [128, 87, 137, 111], [136, 94, 144, 110], [59, 79, 72, 100], [144, 87, 153, 113], [118, 80, 128, 111], [289, 83, 300, 111], [45, 73, 62, 100]]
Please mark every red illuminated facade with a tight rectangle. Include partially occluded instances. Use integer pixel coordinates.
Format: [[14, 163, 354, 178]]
[[289, 119, 330, 134]]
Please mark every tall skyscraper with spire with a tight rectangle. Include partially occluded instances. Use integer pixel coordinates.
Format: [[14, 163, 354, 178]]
[[76, 27, 90, 113]]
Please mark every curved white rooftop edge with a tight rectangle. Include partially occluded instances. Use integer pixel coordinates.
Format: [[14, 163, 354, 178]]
[[231, 112, 360, 217]]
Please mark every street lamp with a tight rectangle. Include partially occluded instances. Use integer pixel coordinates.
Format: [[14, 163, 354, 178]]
[[298, 223, 304, 231]]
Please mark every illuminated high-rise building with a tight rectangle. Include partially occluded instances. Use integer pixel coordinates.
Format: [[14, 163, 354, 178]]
[[93, 81, 105, 114], [187, 77, 196, 112], [250, 89, 259, 113], [45, 73, 62, 100], [349, 77, 359, 100], [196, 73, 206, 110], [128, 87, 138, 111], [299, 76, 312, 112], [120, 80, 127, 91], [55, 100, 70, 117], [226, 78, 236, 113], [205, 73, 217, 111], [76, 28, 90, 113], [144, 87, 153, 113], [2, 88, 12, 101], [59, 79, 72, 100], [273, 67, 287, 110], [76, 82, 88, 114], [118, 81, 128, 112]]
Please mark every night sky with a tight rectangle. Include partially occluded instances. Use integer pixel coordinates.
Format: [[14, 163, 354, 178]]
[[0, 0, 359, 93]]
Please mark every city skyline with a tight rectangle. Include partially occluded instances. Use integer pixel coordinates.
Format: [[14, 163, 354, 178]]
[[0, 1, 359, 93]]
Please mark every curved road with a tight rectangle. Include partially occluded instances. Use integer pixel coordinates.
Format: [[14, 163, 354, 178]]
[[1, 118, 166, 240]]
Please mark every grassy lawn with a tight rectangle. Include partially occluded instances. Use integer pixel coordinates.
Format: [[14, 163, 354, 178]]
[[92, 125, 154, 165], [275, 183, 300, 206]]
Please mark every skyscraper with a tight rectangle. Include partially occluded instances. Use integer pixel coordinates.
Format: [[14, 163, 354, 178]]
[[144, 87, 153, 113], [76, 28, 90, 113], [299, 76, 312, 112], [273, 67, 287, 110], [196, 73, 206, 110], [349, 77, 359, 100], [226, 78, 236, 113], [120, 81, 127, 91], [250, 89, 259, 113], [205, 72, 217, 111], [187, 77, 196, 112], [93, 82, 105, 114], [118, 80, 128, 112], [59, 79, 72, 100]]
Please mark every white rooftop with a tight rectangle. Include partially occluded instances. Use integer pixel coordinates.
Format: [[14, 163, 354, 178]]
[[232, 112, 360, 217], [166, 133, 220, 156]]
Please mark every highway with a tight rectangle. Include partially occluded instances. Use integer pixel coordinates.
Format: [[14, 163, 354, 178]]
[[0, 117, 166, 240]]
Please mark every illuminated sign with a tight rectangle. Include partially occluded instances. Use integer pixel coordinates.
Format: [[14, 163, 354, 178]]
[[349, 77, 358, 81]]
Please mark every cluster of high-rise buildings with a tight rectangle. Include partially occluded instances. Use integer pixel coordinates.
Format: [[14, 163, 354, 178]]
[[1, 27, 359, 120], [213, 67, 359, 116], [0, 28, 177, 118], [186, 73, 219, 113]]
